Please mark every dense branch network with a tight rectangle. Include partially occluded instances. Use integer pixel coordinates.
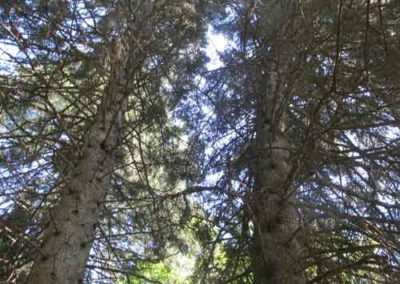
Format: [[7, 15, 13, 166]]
[[0, 0, 399, 283]]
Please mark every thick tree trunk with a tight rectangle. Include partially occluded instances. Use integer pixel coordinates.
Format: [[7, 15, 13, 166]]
[[26, 48, 129, 284], [246, 2, 307, 282], [250, 62, 305, 284]]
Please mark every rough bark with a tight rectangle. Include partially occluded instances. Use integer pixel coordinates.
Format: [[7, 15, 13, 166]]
[[26, 46, 129, 284], [250, 63, 305, 284], [249, 3, 306, 283]]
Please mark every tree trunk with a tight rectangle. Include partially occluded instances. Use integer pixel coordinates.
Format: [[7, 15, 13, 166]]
[[250, 61, 305, 283], [248, 2, 306, 281], [26, 46, 129, 284]]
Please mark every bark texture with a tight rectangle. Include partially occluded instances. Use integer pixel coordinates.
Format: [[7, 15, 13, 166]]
[[251, 63, 305, 284], [26, 45, 129, 284]]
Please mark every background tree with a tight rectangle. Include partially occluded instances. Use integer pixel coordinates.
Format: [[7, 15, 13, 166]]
[[186, 0, 400, 282]]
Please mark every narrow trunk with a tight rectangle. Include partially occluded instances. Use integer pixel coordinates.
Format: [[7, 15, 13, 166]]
[[26, 48, 129, 284], [251, 62, 305, 284]]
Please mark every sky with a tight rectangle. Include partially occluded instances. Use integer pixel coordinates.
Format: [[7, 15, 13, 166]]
[[205, 27, 229, 70], [0, 41, 18, 75]]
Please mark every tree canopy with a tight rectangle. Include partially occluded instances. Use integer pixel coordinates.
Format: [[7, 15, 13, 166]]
[[0, 0, 399, 283]]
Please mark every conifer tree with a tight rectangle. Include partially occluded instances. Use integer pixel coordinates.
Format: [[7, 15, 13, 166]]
[[0, 1, 207, 283], [191, 0, 400, 282]]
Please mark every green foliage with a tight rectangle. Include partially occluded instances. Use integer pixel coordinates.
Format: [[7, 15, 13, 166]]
[[125, 258, 194, 284], [130, 262, 173, 284]]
